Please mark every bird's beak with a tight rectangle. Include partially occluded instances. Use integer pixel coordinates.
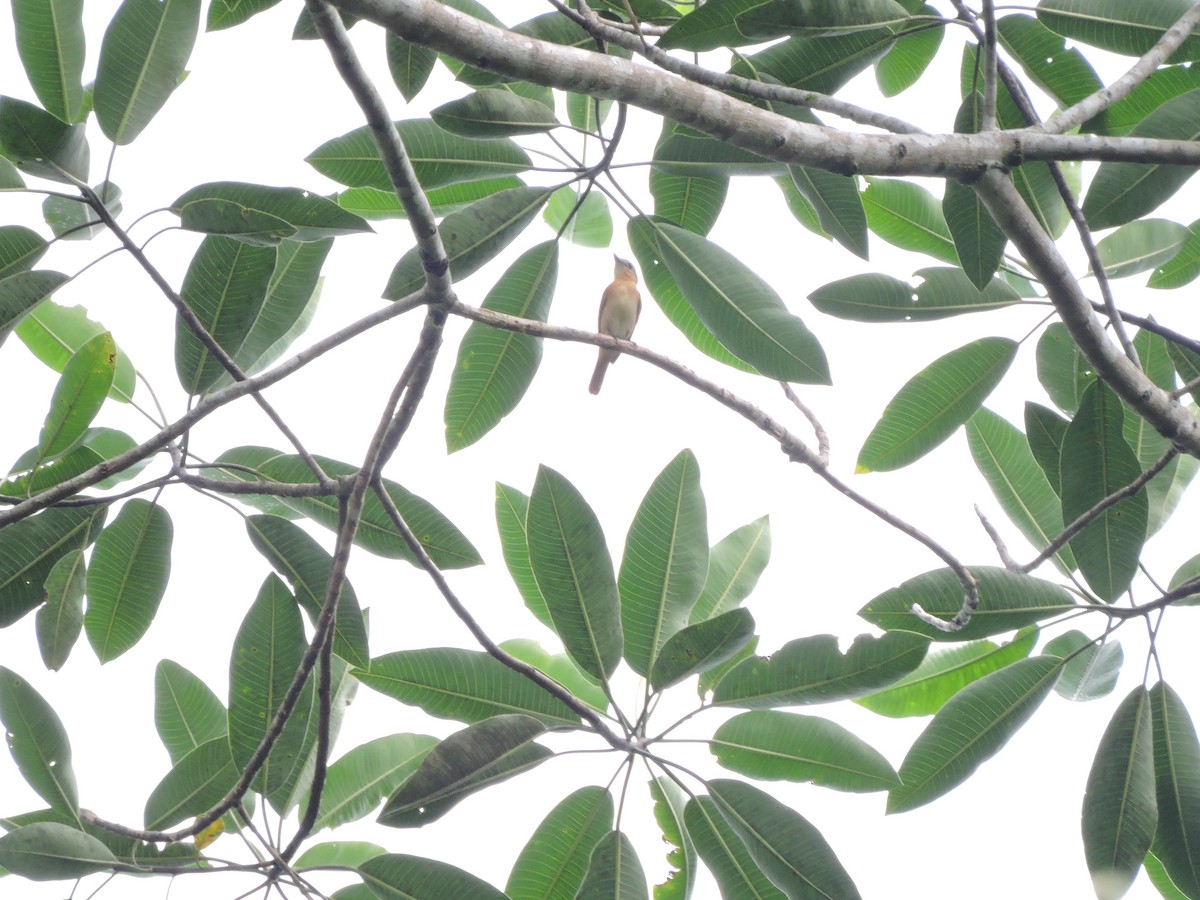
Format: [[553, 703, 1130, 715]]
[[613, 253, 620, 263]]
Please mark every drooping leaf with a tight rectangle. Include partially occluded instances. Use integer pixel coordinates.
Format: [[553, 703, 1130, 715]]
[[93, 0, 200, 144], [575, 831, 649, 900], [1025, 401, 1070, 494], [0, 667, 78, 815], [1149, 682, 1200, 898], [505, 785, 613, 900], [888, 656, 1063, 812], [648, 776, 695, 900], [875, 6, 944, 97], [650, 170, 728, 236], [943, 94, 1006, 289], [0, 505, 106, 628], [1043, 631, 1122, 702], [153, 659, 227, 765], [37, 331, 116, 461], [1, 271, 71, 349], [857, 337, 1017, 472], [171, 182, 371, 244], [1081, 686, 1157, 899], [495, 484, 551, 629], [651, 609, 756, 691], [143, 736, 238, 831], [386, 31, 437, 102], [0, 96, 89, 183], [0, 822, 116, 882], [312, 733, 438, 832], [0, 225, 48, 279], [684, 795, 785, 899], [690, 516, 770, 624], [788, 166, 868, 260], [11, 0, 87, 123], [15, 301, 136, 402], [35, 549, 86, 671], [860, 178, 958, 264]]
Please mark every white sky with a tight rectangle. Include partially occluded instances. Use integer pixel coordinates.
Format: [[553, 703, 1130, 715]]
[[1, 3, 1198, 898]]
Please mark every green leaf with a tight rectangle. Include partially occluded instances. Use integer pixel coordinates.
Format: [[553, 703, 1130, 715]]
[[0, 506, 106, 628], [1085, 66, 1200, 136], [244, 514, 370, 670], [684, 795, 784, 899], [1095, 218, 1191, 279], [94, 0, 200, 144], [0, 96, 89, 183], [543, 188, 612, 248], [1082, 686, 1157, 899], [1037, 0, 1200, 62], [84, 499, 172, 663], [651, 608, 756, 691], [575, 831, 648, 900], [386, 32, 437, 102], [2, 428, 147, 497], [526, 465, 622, 681], [505, 785, 613, 900], [1150, 682, 1200, 898], [12, 0, 86, 123], [226, 574, 313, 798], [888, 656, 1063, 813], [0, 156, 22, 188], [207, 0, 282, 30], [0, 225, 48, 279], [996, 13, 1103, 110], [1144, 850, 1194, 900], [359, 853, 510, 899], [1025, 401, 1070, 494], [499, 639, 610, 714], [174, 235, 276, 394], [383, 186, 552, 300], [355, 648, 580, 727], [1, 271, 71, 349], [712, 711, 899, 791], [966, 408, 1076, 574], [214, 449, 482, 568], [35, 549, 85, 671], [154, 659, 227, 765], [143, 736, 238, 831], [432, 89, 559, 138], [337, 177, 524, 221], [627, 216, 755, 374], [172, 182, 371, 245], [378, 714, 551, 827], [652, 123, 786, 179], [1082, 89, 1200, 229], [690, 516, 770, 624], [857, 337, 1017, 472], [654, 221, 829, 383], [0, 667, 78, 814], [295, 841, 387, 869], [859, 565, 1076, 640], [312, 733, 438, 831], [860, 178, 958, 264], [445, 242, 557, 452], [944, 95, 1006, 289], [1060, 381, 1148, 601], [788, 166, 868, 260], [41, 181, 122, 242], [776, 175, 827, 237], [1043, 631, 1122, 701], [15, 301, 136, 402], [0, 823, 116, 881], [495, 484, 551, 629], [1149, 218, 1200, 289], [648, 776, 695, 900], [292, 5, 358, 39], [856, 629, 1037, 717], [809, 268, 1018, 322], [875, 7, 944, 96], [713, 631, 929, 708], [1036, 322, 1096, 414], [619, 450, 708, 677], [733, 28, 898, 94], [307, 119, 531, 192], [36, 331, 116, 460], [650, 171, 727, 236], [708, 778, 862, 898]]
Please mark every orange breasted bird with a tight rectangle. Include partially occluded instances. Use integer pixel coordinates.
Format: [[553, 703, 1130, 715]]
[[589, 254, 641, 395]]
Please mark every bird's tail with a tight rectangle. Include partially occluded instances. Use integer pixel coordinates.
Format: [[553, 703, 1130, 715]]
[[589, 353, 614, 395]]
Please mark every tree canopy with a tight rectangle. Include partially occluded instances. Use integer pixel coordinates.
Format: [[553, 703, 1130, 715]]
[[1, 0, 1200, 898]]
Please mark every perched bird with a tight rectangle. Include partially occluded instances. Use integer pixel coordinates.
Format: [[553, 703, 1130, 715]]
[[589, 254, 641, 395]]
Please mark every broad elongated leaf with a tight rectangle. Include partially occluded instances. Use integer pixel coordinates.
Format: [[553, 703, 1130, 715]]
[[1037, 0, 1200, 62], [499, 639, 609, 714], [856, 629, 1037, 717], [857, 337, 1017, 472], [648, 776, 695, 900], [172, 183, 371, 244], [41, 181, 122, 242], [654, 222, 830, 383], [690, 516, 770, 624], [383, 186, 551, 300], [0, 225, 48, 278], [2, 428, 146, 497], [875, 6, 943, 96], [1150, 682, 1200, 897], [245, 514, 370, 669], [859, 565, 1076, 640], [386, 32, 437, 102], [1025, 401, 1070, 494], [620, 450, 708, 677], [651, 609, 756, 691], [143, 736, 238, 831], [505, 785, 613, 900], [1095, 219, 1191, 279], [307, 119, 531, 192], [0, 822, 116, 882], [943, 95, 1006, 289], [1081, 686, 1157, 899], [575, 831, 649, 900], [35, 549, 85, 671], [312, 733, 438, 832], [207, 0, 282, 29], [432, 89, 559, 137], [966, 408, 1076, 574], [788, 166, 868, 260], [12, 0, 86, 123], [495, 484, 551, 629], [0, 505, 106, 628], [809, 269, 1018, 322], [650, 170, 728, 236], [154, 659, 227, 765], [1044, 631, 1122, 701], [888, 656, 1062, 812], [1036, 322, 1096, 414], [685, 795, 784, 899], [358, 853, 510, 899], [1, 271, 70, 348], [526, 465, 622, 681], [445, 242, 558, 451], [860, 178, 958, 263], [15, 301, 136, 402], [1060, 381, 1148, 602], [354, 648, 580, 727], [709, 778, 862, 899], [713, 631, 929, 708], [1150, 218, 1200, 289], [378, 714, 551, 827], [84, 499, 173, 662], [997, 13, 1102, 110], [337, 177, 524, 220], [0, 667, 78, 814], [37, 331, 116, 460], [712, 711, 899, 791], [543, 188, 612, 247], [93, 0, 200, 144], [0, 96, 89, 183]]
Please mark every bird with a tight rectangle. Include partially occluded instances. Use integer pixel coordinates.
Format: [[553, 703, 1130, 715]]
[[589, 254, 641, 395]]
